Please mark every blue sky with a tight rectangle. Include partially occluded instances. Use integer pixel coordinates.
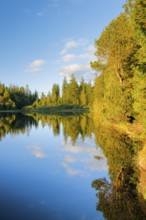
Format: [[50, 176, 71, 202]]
[[0, 0, 125, 95]]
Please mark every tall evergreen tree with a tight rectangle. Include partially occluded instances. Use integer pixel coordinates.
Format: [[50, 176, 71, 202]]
[[62, 77, 68, 103], [91, 13, 136, 84], [131, 0, 146, 126], [51, 84, 60, 103], [68, 74, 80, 105]]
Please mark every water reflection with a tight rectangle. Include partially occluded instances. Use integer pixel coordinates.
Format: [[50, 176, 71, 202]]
[[0, 113, 93, 144], [0, 113, 146, 219], [28, 144, 47, 158], [0, 112, 104, 220], [61, 138, 107, 177], [0, 113, 38, 141], [92, 124, 146, 220]]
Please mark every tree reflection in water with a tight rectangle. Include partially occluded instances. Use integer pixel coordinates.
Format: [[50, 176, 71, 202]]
[[0, 112, 146, 219], [0, 113, 94, 144], [92, 125, 146, 220]]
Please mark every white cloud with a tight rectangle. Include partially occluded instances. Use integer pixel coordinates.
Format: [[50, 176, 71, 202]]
[[60, 63, 91, 80], [65, 40, 78, 49], [59, 39, 96, 81], [26, 59, 46, 73], [62, 54, 76, 62], [79, 45, 96, 59], [60, 44, 96, 63], [60, 63, 90, 74], [60, 39, 88, 56]]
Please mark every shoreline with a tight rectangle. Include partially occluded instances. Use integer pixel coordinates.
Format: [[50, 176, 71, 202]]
[[0, 107, 89, 114]]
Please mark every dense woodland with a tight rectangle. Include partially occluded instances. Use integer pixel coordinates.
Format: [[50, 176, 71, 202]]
[[92, 0, 146, 129], [0, 74, 93, 110], [0, 0, 146, 130]]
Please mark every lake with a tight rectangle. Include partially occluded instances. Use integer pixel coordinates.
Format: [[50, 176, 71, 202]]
[[0, 113, 107, 220], [0, 113, 145, 220]]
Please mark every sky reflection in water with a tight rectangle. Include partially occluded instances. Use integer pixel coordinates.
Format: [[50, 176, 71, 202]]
[[0, 115, 108, 220]]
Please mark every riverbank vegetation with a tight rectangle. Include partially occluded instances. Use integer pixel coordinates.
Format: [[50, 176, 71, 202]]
[[91, 0, 146, 136], [0, 75, 93, 112]]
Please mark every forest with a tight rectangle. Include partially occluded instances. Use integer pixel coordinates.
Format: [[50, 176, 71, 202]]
[[0, 0, 146, 131], [91, 0, 146, 131], [0, 74, 93, 111]]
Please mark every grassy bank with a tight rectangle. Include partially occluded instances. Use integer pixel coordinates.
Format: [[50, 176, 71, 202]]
[[0, 104, 89, 115], [93, 112, 145, 141]]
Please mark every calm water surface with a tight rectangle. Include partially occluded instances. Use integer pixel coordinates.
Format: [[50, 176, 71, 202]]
[[0, 113, 146, 220], [0, 114, 108, 220]]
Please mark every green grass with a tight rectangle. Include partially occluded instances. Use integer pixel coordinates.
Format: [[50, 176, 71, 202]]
[[23, 105, 89, 116], [0, 104, 89, 115]]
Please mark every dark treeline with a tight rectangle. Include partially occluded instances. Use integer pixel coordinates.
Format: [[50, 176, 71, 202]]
[[0, 83, 38, 110], [91, 0, 146, 130], [0, 74, 93, 111]]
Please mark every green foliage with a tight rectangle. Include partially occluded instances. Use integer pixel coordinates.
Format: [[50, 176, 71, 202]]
[[62, 77, 69, 103], [132, 69, 146, 124], [92, 122, 145, 220], [61, 75, 93, 106], [90, 2, 146, 215], [91, 0, 146, 127], [0, 83, 5, 95], [91, 13, 136, 83], [68, 74, 80, 105], [0, 83, 37, 110], [131, 0, 146, 127], [28, 75, 93, 110], [51, 84, 60, 103]]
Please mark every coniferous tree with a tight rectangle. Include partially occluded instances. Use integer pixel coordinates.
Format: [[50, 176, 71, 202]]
[[91, 9, 138, 123], [62, 77, 68, 103], [131, 0, 146, 126], [51, 84, 60, 103], [79, 78, 87, 106], [68, 74, 80, 105]]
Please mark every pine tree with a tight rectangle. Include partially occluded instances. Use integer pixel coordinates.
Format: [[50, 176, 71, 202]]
[[91, 13, 136, 84], [68, 74, 79, 105], [131, 0, 146, 126], [79, 78, 87, 105], [62, 77, 68, 103], [51, 84, 60, 103]]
